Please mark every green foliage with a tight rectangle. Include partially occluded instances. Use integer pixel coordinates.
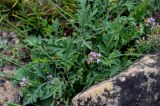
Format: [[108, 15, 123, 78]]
[[132, 0, 150, 21], [0, 0, 159, 106]]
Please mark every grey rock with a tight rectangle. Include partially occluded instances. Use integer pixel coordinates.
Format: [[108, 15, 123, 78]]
[[72, 54, 160, 106], [2, 32, 8, 38], [0, 30, 20, 105]]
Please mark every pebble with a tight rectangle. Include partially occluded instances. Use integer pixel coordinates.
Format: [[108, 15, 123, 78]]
[[2, 32, 8, 38]]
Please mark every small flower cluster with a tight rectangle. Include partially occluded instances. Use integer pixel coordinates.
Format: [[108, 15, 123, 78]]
[[19, 77, 28, 87], [87, 51, 101, 64], [145, 17, 156, 29], [47, 74, 53, 79]]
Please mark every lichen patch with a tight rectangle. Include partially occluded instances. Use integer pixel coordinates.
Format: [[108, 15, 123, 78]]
[[76, 82, 114, 102], [141, 55, 157, 65]]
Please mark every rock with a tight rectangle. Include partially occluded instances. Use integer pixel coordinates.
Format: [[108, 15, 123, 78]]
[[0, 31, 19, 46], [0, 64, 20, 106], [0, 31, 21, 105], [72, 54, 160, 106], [0, 80, 20, 106], [2, 32, 8, 38]]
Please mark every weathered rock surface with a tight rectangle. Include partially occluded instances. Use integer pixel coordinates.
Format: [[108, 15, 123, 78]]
[[72, 54, 160, 106], [0, 64, 20, 106], [0, 31, 20, 106]]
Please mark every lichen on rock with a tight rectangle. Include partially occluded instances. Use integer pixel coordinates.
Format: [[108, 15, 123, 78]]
[[72, 54, 160, 106]]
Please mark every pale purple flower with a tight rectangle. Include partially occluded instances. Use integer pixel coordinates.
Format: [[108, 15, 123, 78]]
[[145, 17, 156, 29], [19, 77, 28, 87], [96, 59, 101, 63], [150, 17, 154, 21], [146, 22, 149, 26], [87, 51, 101, 64], [87, 57, 94, 64], [47, 74, 53, 79]]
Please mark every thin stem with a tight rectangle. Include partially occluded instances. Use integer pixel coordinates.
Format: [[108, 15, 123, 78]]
[[0, 54, 22, 67], [0, 54, 35, 74], [92, 28, 108, 36], [108, 53, 143, 59], [0, 72, 14, 80], [3, 18, 27, 38], [48, 0, 77, 29], [49, 0, 75, 19]]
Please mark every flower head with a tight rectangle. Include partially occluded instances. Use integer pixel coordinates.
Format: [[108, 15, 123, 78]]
[[87, 51, 101, 64], [19, 77, 28, 87], [145, 17, 156, 29], [47, 74, 53, 79]]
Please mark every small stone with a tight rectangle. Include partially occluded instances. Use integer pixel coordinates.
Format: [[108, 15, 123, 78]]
[[9, 32, 15, 36], [13, 38, 19, 44], [2, 32, 8, 37], [12, 34, 17, 38]]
